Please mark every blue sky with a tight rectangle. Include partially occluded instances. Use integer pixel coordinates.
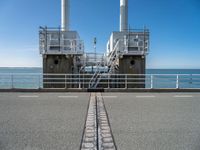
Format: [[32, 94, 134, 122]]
[[0, 0, 199, 68]]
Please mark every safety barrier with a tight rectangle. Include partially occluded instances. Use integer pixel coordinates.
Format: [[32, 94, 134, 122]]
[[0, 73, 200, 89]]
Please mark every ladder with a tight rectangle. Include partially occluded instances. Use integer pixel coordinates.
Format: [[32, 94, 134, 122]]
[[88, 40, 123, 88], [89, 63, 102, 88], [107, 40, 120, 74]]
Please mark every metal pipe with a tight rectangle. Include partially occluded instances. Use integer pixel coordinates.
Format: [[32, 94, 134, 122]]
[[61, 0, 69, 31], [120, 0, 128, 32]]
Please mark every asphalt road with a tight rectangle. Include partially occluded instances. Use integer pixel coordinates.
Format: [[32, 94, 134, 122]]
[[1, 92, 200, 150], [0, 92, 89, 150], [103, 93, 200, 150]]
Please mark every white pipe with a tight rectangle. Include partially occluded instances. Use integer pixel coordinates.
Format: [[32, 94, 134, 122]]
[[120, 0, 128, 32], [61, 0, 69, 31]]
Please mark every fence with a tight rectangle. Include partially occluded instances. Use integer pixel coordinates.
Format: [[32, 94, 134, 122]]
[[0, 73, 200, 89]]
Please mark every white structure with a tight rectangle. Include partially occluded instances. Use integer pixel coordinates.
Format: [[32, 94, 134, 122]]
[[106, 0, 150, 77], [39, 28, 84, 55], [107, 0, 149, 57], [61, 0, 69, 31], [40, 0, 84, 78], [107, 30, 149, 56], [120, 0, 128, 31], [39, 0, 84, 55]]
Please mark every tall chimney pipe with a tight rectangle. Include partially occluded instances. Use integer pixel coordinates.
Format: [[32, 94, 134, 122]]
[[61, 0, 69, 31], [120, 0, 128, 32]]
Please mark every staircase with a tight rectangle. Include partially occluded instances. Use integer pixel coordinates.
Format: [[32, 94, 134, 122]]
[[88, 41, 121, 89], [107, 40, 121, 74], [89, 63, 102, 88]]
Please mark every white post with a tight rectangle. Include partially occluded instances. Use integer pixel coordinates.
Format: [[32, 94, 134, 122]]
[[79, 74, 81, 89], [108, 74, 110, 89], [83, 74, 84, 89], [65, 74, 67, 89], [11, 75, 14, 89], [176, 75, 179, 89], [38, 75, 40, 89], [125, 74, 127, 89], [150, 75, 153, 89]]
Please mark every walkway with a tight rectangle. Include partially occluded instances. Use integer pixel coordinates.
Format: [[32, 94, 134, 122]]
[[0, 92, 200, 149]]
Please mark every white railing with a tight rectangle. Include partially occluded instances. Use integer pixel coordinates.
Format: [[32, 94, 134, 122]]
[[107, 29, 149, 58], [0, 74, 200, 89], [89, 63, 101, 88], [0, 73, 42, 89], [84, 53, 106, 66], [107, 40, 120, 74], [39, 27, 84, 55], [40, 39, 84, 55]]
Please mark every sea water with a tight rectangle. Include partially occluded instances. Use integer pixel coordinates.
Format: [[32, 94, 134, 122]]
[[0, 68, 42, 89]]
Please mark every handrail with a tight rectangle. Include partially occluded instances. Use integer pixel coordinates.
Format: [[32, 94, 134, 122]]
[[107, 40, 121, 74], [107, 40, 120, 65], [0, 73, 200, 89], [1, 73, 200, 76], [88, 63, 102, 88]]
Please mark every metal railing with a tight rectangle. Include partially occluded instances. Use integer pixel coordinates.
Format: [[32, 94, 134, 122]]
[[0, 73, 42, 89], [40, 38, 84, 55], [88, 63, 106, 88], [39, 27, 84, 55], [0, 74, 200, 89], [84, 53, 106, 66], [107, 40, 120, 73], [107, 29, 149, 58]]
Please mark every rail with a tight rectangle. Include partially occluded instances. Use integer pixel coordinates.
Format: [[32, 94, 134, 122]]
[[0, 73, 200, 89], [89, 63, 101, 88], [107, 40, 120, 74], [39, 27, 84, 55], [84, 53, 106, 66]]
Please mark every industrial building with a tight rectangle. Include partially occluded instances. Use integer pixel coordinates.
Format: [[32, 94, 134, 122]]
[[39, 0, 149, 89]]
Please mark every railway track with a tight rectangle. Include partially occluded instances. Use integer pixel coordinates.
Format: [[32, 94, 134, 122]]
[[81, 93, 117, 150]]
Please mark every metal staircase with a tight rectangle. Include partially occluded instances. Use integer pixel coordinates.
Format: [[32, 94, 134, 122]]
[[107, 40, 121, 74], [88, 41, 121, 88], [89, 63, 102, 88]]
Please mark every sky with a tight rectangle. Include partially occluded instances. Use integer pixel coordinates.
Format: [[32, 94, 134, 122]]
[[0, 0, 199, 68]]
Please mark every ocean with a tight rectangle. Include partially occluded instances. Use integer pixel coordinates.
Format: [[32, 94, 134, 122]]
[[0, 68, 200, 89], [0, 67, 42, 74]]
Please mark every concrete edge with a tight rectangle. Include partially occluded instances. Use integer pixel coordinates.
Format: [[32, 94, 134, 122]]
[[104, 88, 200, 92], [0, 88, 200, 93], [0, 88, 87, 92]]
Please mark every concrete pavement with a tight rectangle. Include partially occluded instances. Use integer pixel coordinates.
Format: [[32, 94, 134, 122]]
[[1, 92, 200, 149], [0, 93, 89, 150], [103, 93, 200, 150]]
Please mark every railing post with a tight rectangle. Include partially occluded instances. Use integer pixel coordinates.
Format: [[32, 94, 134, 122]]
[[38, 74, 40, 89], [79, 74, 81, 89], [125, 74, 127, 89], [150, 75, 153, 89], [11, 74, 14, 89], [65, 74, 67, 89], [108, 74, 110, 89], [176, 75, 179, 89], [83, 74, 84, 89], [89, 74, 91, 88]]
